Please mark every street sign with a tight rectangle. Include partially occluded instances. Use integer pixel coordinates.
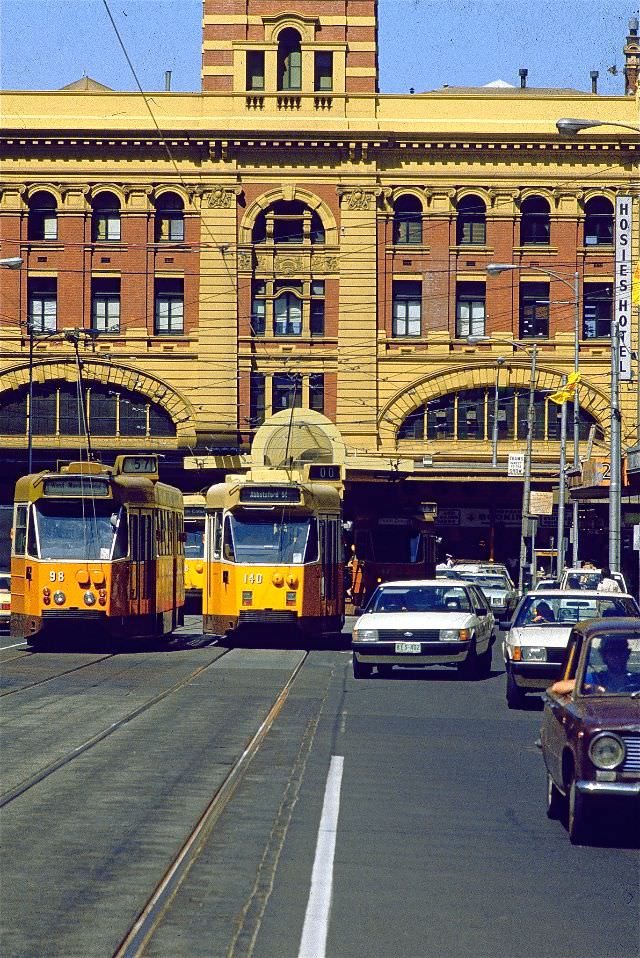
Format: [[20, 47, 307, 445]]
[[615, 195, 632, 382], [507, 452, 525, 477], [529, 491, 554, 515]]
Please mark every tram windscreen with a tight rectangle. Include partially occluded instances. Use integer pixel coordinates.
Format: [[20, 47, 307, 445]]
[[227, 514, 317, 564], [185, 524, 205, 559], [32, 501, 127, 560], [356, 526, 423, 563]]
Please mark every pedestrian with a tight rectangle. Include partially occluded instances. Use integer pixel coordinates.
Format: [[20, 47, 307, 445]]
[[596, 568, 621, 593]]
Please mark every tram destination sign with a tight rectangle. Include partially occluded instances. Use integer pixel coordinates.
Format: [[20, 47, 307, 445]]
[[43, 477, 111, 498], [239, 486, 302, 504]]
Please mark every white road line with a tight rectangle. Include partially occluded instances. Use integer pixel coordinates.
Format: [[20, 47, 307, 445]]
[[298, 755, 344, 958], [1, 641, 28, 651]]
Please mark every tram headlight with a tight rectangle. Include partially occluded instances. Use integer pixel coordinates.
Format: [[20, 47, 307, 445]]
[[272, 573, 284, 587], [286, 574, 298, 589], [83, 591, 96, 606], [53, 591, 66, 606]]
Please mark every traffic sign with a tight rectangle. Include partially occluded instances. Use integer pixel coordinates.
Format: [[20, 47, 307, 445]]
[[508, 452, 525, 477]]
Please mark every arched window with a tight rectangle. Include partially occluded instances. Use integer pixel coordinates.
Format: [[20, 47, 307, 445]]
[[278, 28, 302, 91], [456, 195, 486, 245], [92, 191, 121, 242], [252, 201, 325, 245], [27, 191, 57, 241], [0, 382, 177, 438], [273, 284, 303, 336], [155, 192, 184, 242], [584, 197, 614, 246], [520, 196, 550, 245], [397, 388, 602, 442], [393, 195, 423, 245]]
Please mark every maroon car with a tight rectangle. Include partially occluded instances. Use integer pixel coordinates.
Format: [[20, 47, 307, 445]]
[[540, 617, 640, 844]]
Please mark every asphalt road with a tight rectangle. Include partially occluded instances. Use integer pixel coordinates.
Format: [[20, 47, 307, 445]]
[[1, 617, 638, 958]]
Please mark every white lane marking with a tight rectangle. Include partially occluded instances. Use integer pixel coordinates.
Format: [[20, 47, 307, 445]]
[[1, 641, 28, 651], [298, 755, 344, 958]]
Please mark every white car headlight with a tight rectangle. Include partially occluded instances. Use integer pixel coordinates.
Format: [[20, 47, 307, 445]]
[[440, 629, 459, 641], [521, 646, 547, 662], [353, 629, 378, 642], [589, 734, 625, 770]]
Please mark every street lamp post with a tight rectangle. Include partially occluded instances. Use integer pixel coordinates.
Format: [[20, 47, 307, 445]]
[[556, 376, 568, 578], [491, 357, 505, 468], [468, 334, 537, 593], [486, 262, 580, 567]]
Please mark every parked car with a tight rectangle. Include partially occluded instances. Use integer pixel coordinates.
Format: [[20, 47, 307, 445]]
[[559, 567, 627, 592], [453, 561, 516, 590], [0, 572, 10, 632], [452, 571, 519, 626], [503, 590, 640, 708], [534, 578, 560, 591], [540, 617, 640, 844], [352, 579, 496, 679]]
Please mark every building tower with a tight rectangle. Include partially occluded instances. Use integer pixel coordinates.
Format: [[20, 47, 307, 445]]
[[202, 0, 379, 94], [623, 15, 639, 95]]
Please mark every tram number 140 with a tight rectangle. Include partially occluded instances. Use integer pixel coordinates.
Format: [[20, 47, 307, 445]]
[[243, 573, 263, 584]]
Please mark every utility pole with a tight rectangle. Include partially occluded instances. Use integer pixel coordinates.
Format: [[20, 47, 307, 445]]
[[491, 357, 505, 468], [609, 318, 621, 571], [519, 344, 537, 593], [556, 376, 568, 578], [572, 270, 580, 565]]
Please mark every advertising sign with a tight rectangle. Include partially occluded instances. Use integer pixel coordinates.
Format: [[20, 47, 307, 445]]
[[615, 195, 633, 382], [529, 491, 554, 515]]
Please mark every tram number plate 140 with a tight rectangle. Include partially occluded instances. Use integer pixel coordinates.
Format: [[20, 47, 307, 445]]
[[395, 642, 421, 653]]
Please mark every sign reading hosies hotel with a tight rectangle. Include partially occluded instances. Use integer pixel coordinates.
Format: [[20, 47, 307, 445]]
[[615, 195, 633, 382]]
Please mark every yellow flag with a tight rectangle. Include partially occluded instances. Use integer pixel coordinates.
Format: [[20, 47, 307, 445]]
[[549, 389, 572, 405]]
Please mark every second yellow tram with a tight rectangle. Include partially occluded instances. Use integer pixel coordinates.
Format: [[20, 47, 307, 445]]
[[184, 493, 206, 610], [202, 467, 344, 639]]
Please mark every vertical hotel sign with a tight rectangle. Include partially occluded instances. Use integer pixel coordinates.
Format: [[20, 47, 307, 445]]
[[615, 195, 632, 381]]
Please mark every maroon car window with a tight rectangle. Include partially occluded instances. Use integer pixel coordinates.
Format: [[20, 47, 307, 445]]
[[580, 635, 640, 695]]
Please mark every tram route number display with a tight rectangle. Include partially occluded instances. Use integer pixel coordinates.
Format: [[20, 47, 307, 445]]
[[239, 486, 302, 504], [119, 455, 159, 475]]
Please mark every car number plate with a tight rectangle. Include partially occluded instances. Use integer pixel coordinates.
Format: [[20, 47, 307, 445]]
[[395, 642, 421, 654]]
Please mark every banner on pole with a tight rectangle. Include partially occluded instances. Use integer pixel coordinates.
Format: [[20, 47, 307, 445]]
[[615, 195, 632, 382]]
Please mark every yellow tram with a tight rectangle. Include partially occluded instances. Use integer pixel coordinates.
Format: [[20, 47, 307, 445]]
[[184, 493, 206, 610], [202, 466, 344, 640], [11, 455, 185, 643]]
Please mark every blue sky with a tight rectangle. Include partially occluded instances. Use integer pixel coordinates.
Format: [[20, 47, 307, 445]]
[[0, 0, 637, 95]]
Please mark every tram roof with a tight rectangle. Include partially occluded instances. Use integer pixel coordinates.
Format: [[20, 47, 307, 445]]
[[14, 469, 183, 509]]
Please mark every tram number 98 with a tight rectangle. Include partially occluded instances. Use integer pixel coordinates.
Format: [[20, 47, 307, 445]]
[[243, 573, 263, 584], [49, 571, 65, 582]]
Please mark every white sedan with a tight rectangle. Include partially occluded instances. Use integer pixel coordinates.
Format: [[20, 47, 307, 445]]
[[503, 589, 640, 708], [351, 579, 496, 679]]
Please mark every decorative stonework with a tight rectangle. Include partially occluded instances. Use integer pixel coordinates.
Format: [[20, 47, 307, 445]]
[[274, 255, 305, 275], [206, 187, 238, 209], [311, 254, 339, 272], [341, 188, 376, 211], [237, 251, 253, 271]]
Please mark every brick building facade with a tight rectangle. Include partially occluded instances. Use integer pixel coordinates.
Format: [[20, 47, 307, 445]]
[[0, 2, 638, 574]]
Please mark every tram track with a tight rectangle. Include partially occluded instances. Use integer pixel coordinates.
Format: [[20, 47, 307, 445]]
[[0, 652, 117, 698], [112, 650, 309, 958], [0, 648, 231, 809]]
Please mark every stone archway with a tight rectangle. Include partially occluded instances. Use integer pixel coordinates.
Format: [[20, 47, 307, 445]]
[[378, 362, 610, 448], [0, 358, 198, 441]]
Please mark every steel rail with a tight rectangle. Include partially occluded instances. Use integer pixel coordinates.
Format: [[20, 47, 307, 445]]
[[0, 653, 116, 698], [0, 649, 227, 808], [112, 651, 309, 958]]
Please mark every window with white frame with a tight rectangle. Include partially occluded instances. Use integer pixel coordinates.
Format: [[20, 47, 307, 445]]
[[28, 277, 57, 333], [155, 278, 184, 334], [91, 277, 121, 333], [92, 191, 121, 242], [456, 282, 486, 337], [392, 280, 421, 337]]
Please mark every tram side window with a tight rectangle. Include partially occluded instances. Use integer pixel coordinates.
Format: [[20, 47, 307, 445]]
[[223, 515, 235, 561], [130, 514, 139, 560], [209, 511, 222, 560], [112, 510, 128, 559], [13, 504, 27, 556], [304, 517, 319, 563], [27, 506, 38, 557]]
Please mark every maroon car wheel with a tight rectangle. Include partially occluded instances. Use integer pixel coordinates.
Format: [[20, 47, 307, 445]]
[[568, 778, 592, 845], [546, 773, 564, 820]]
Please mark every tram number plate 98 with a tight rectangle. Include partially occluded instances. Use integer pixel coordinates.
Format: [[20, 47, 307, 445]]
[[395, 642, 421, 654]]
